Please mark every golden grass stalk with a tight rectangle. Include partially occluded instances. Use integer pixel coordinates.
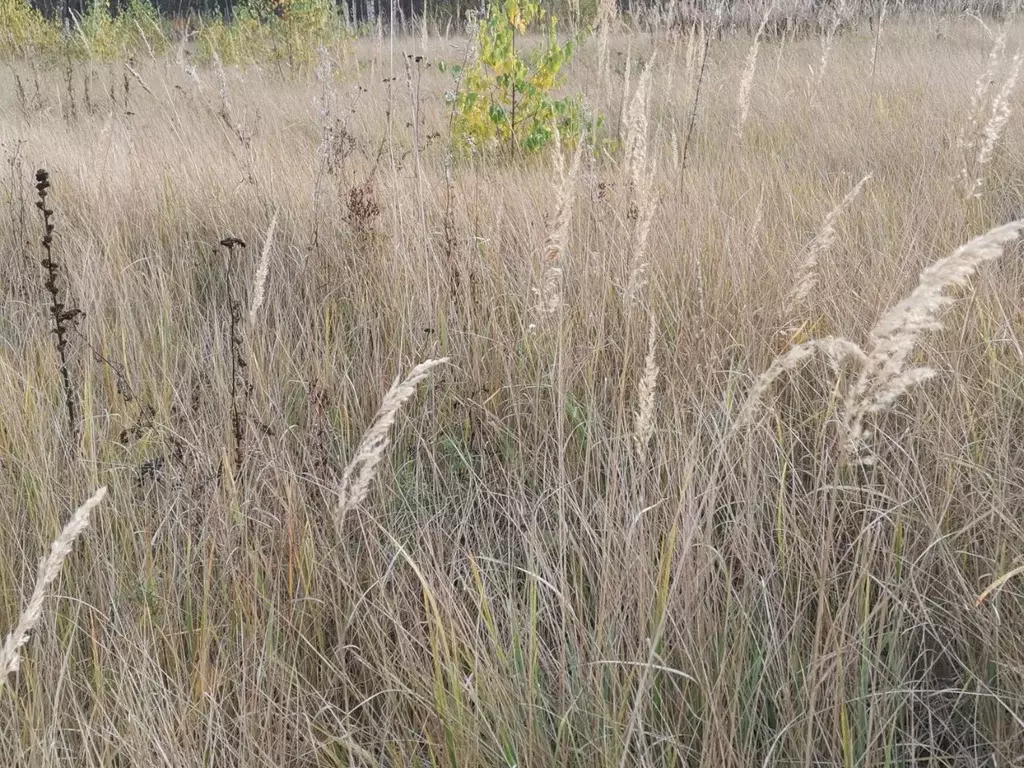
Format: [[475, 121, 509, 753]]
[[248, 211, 278, 326], [335, 359, 448, 532], [977, 564, 1024, 606], [842, 219, 1024, 459], [0, 487, 107, 688], [634, 312, 660, 460], [783, 173, 871, 335]]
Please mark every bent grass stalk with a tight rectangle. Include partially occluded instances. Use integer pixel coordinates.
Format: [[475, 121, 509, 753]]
[[0, 487, 107, 688], [335, 358, 448, 534], [734, 220, 1024, 463]]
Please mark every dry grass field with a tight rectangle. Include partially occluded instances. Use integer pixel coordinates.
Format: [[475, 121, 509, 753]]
[[3, 8, 1024, 765]]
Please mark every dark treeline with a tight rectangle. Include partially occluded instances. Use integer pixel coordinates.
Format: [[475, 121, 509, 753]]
[[28, 0, 485, 24], [25, 0, 1019, 27]]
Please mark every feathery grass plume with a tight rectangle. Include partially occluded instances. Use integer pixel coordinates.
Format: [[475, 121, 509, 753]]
[[783, 173, 871, 336], [248, 211, 278, 326], [634, 312, 660, 460], [967, 50, 1022, 198], [624, 58, 657, 303], [335, 359, 448, 532], [626, 181, 657, 303], [0, 487, 107, 688], [732, 337, 867, 433], [531, 129, 583, 328], [957, 27, 1006, 163], [842, 220, 1024, 460], [734, 3, 772, 139], [624, 54, 655, 205], [957, 27, 1016, 196]]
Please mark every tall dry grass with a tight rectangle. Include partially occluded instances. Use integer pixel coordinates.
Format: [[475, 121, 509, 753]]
[[2, 12, 1024, 767]]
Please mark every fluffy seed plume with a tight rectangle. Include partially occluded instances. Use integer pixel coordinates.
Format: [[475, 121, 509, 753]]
[[957, 29, 1022, 198], [735, 4, 772, 139], [968, 50, 1022, 198], [842, 220, 1024, 458], [732, 338, 867, 433], [958, 27, 1007, 162], [249, 211, 278, 326], [634, 312, 660, 460], [0, 487, 107, 687], [336, 359, 448, 531], [783, 173, 871, 334]]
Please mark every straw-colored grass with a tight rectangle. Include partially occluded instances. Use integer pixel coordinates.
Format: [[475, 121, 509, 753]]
[[3, 12, 1024, 766]]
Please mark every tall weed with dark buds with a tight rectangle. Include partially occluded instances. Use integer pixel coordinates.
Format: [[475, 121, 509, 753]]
[[219, 236, 250, 477], [35, 169, 82, 449]]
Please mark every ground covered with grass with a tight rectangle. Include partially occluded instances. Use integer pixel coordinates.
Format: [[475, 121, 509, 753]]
[[3, 8, 1024, 766]]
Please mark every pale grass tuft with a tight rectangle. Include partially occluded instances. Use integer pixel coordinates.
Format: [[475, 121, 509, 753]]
[[634, 312, 660, 461], [336, 359, 448, 531], [842, 219, 1024, 458], [624, 54, 655, 204], [968, 50, 1022, 198], [814, 0, 846, 90], [957, 27, 1006, 162], [624, 57, 657, 303], [783, 173, 871, 334], [0, 487, 107, 687], [734, 4, 772, 139], [248, 211, 278, 326], [532, 130, 583, 327], [957, 28, 1021, 198]]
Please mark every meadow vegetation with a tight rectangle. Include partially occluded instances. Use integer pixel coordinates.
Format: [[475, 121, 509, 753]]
[[3, 1, 1024, 765]]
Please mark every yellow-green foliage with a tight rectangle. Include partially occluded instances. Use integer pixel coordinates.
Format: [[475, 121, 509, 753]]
[[197, 0, 342, 64], [444, 0, 591, 155], [0, 0, 60, 56], [74, 0, 167, 59], [0, 0, 338, 63]]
